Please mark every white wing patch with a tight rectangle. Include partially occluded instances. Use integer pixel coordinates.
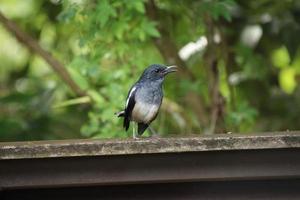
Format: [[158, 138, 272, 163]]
[[125, 86, 136, 108]]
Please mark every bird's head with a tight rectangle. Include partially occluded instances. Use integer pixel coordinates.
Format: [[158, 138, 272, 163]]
[[139, 64, 177, 83]]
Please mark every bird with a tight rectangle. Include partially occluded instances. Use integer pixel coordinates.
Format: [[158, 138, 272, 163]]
[[116, 64, 177, 138]]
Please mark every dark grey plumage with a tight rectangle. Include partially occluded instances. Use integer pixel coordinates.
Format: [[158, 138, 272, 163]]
[[117, 64, 177, 138]]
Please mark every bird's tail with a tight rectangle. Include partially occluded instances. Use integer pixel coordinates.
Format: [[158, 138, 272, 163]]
[[115, 110, 125, 117], [138, 123, 149, 135]]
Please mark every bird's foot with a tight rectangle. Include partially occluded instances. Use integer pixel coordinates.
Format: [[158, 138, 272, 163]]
[[148, 126, 160, 138], [133, 135, 142, 140], [132, 129, 141, 140]]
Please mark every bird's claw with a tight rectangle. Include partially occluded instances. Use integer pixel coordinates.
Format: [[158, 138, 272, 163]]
[[133, 135, 141, 140]]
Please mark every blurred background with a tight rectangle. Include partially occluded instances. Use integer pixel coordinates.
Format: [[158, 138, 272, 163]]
[[0, 0, 300, 141]]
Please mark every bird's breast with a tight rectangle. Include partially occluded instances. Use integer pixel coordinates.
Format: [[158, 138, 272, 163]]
[[131, 102, 160, 124]]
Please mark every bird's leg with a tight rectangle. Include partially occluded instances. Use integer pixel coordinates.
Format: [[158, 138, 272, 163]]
[[132, 122, 139, 139], [148, 125, 160, 138]]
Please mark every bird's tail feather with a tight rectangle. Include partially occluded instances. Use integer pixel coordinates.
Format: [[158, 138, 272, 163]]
[[138, 123, 148, 135], [115, 110, 125, 117]]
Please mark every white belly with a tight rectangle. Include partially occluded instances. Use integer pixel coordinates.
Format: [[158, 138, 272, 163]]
[[131, 102, 159, 124]]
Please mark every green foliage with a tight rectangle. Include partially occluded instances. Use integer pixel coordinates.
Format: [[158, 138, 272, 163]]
[[279, 68, 297, 94], [55, 0, 166, 138], [200, 0, 236, 22], [226, 101, 258, 132], [272, 46, 291, 69], [1, 0, 300, 141]]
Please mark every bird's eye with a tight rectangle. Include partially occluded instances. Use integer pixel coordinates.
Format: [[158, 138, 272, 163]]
[[155, 69, 159, 73]]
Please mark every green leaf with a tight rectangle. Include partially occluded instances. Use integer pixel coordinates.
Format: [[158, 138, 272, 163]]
[[221, 9, 232, 22], [138, 31, 146, 41], [96, 0, 117, 28], [279, 68, 296, 94], [226, 101, 258, 132], [57, 5, 77, 22], [271, 46, 290, 68], [68, 67, 90, 90], [144, 21, 160, 38], [133, 1, 145, 13]]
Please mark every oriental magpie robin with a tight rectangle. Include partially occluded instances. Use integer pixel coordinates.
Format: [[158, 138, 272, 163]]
[[116, 64, 177, 138]]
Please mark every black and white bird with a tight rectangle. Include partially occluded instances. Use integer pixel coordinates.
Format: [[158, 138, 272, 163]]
[[116, 64, 177, 138]]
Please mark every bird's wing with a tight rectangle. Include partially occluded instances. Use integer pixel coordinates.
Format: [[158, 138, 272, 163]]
[[124, 86, 137, 131]]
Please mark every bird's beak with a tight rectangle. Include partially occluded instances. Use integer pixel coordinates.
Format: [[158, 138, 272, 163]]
[[163, 65, 178, 75]]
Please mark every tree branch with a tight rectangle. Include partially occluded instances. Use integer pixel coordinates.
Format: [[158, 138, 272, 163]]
[[203, 15, 225, 134], [208, 61, 225, 134], [0, 11, 86, 96], [145, 0, 209, 129], [145, 0, 195, 80]]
